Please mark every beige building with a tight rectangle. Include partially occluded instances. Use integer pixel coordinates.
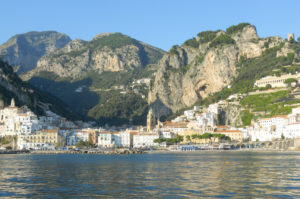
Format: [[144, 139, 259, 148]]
[[214, 130, 243, 142], [254, 73, 300, 88], [17, 129, 63, 150]]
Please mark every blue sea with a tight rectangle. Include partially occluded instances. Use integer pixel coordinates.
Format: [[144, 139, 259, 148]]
[[0, 151, 300, 198]]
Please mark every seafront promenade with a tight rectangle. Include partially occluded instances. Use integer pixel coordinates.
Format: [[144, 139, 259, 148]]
[[2, 138, 300, 155]]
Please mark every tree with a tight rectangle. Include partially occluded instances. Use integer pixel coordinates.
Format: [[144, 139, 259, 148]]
[[192, 134, 198, 139], [56, 142, 64, 149], [284, 78, 297, 86], [153, 138, 165, 144], [176, 135, 183, 143], [241, 110, 253, 126], [281, 134, 285, 140], [266, 84, 272, 89], [76, 141, 94, 148], [202, 133, 212, 139], [298, 37, 300, 43], [183, 38, 199, 48], [186, 135, 191, 141]]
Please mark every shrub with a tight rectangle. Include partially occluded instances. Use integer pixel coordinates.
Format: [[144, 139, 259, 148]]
[[89, 33, 139, 50], [226, 23, 251, 35], [197, 31, 218, 43], [209, 34, 235, 48], [169, 45, 179, 56], [183, 37, 199, 48], [241, 110, 253, 126]]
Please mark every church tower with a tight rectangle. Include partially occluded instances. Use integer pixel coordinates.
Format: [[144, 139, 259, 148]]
[[10, 98, 15, 107], [147, 108, 156, 132]]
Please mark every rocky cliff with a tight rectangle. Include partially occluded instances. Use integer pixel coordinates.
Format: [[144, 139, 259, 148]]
[[23, 33, 165, 80], [0, 31, 71, 73], [148, 23, 284, 117], [16, 32, 165, 125]]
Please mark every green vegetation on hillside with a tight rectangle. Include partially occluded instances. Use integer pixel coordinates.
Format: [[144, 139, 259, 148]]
[[169, 45, 179, 56], [52, 49, 87, 59], [87, 67, 155, 89], [241, 110, 253, 126], [89, 33, 139, 50], [88, 91, 148, 125], [226, 23, 251, 35], [29, 65, 155, 125], [199, 43, 297, 106], [0, 59, 78, 120], [197, 31, 218, 44], [240, 91, 297, 117], [183, 38, 199, 48], [49, 33, 164, 67], [209, 34, 235, 48]]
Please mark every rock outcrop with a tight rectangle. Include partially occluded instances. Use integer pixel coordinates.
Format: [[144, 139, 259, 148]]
[[0, 31, 71, 73], [148, 23, 284, 117], [23, 33, 165, 80]]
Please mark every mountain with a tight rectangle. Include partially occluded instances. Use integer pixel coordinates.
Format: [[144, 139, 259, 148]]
[[4, 25, 298, 125], [0, 58, 79, 120], [148, 23, 300, 118], [0, 31, 71, 73], [23, 32, 164, 79], [21, 33, 165, 125]]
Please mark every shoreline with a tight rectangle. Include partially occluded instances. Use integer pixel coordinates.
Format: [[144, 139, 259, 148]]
[[1, 148, 300, 155]]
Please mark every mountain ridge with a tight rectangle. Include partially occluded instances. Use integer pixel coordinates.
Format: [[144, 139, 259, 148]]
[[1, 24, 299, 125], [0, 31, 71, 73], [148, 23, 299, 118]]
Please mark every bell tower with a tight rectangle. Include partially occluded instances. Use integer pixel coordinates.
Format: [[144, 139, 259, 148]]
[[10, 98, 15, 107], [147, 107, 156, 132]]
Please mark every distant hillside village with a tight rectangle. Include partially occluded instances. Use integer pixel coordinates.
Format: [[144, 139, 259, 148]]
[[2, 67, 300, 151]]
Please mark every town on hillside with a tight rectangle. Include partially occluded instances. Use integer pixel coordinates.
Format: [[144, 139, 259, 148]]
[[2, 68, 300, 152]]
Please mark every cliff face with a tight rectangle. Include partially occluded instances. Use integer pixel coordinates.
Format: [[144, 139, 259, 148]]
[[0, 31, 71, 73], [23, 33, 165, 80], [148, 24, 283, 116], [16, 33, 165, 125]]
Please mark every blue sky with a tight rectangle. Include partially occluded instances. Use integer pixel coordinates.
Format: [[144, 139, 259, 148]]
[[1, 0, 299, 51]]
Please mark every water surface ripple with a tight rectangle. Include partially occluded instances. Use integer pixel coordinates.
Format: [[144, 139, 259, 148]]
[[0, 151, 300, 198]]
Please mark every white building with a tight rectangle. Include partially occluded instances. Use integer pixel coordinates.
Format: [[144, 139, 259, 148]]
[[248, 115, 289, 141], [285, 123, 300, 139], [207, 103, 221, 115], [98, 131, 115, 148], [254, 73, 300, 88], [257, 115, 288, 131], [247, 126, 278, 142], [0, 99, 39, 136], [66, 135, 81, 146], [133, 133, 159, 148], [195, 112, 217, 127], [193, 106, 201, 111], [98, 130, 134, 148], [161, 122, 188, 136], [184, 110, 195, 120]]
